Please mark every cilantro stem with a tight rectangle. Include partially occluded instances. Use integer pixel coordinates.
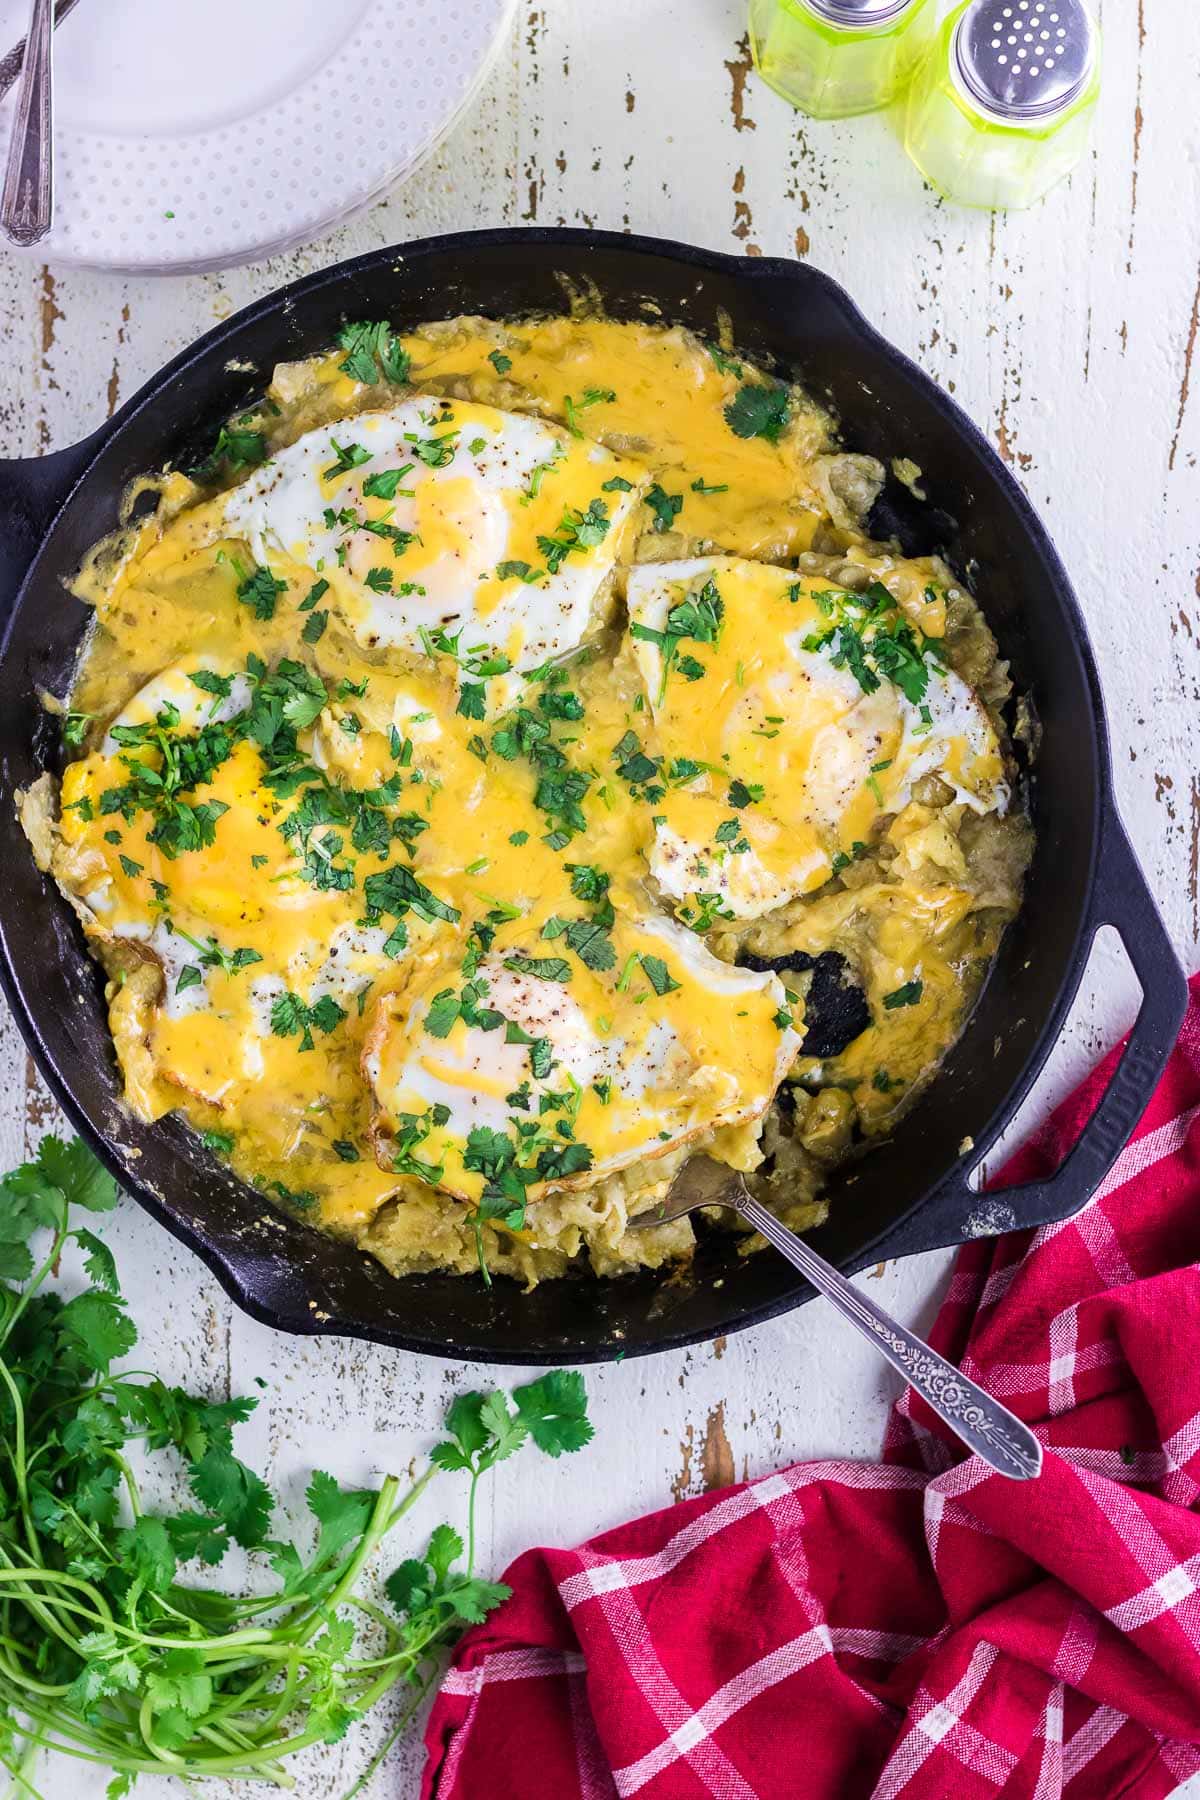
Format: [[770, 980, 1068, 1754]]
[[0, 1136, 595, 1796]]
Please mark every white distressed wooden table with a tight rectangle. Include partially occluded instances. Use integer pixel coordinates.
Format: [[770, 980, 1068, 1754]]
[[2, 2, 1197, 1793]]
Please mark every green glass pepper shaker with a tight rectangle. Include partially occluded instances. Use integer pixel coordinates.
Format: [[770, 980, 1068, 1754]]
[[748, 0, 938, 122], [904, 0, 1101, 209]]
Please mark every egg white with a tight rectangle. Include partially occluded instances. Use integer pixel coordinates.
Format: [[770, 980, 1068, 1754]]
[[101, 657, 251, 754], [626, 556, 1008, 922], [364, 912, 800, 1200], [221, 398, 646, 703]]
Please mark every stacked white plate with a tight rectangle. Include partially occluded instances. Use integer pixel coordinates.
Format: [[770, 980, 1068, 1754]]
[[0, 0, 516, 272]]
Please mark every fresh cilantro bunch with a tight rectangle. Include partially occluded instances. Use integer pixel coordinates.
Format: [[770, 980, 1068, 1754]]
[[0, 1136, 593, 1798]]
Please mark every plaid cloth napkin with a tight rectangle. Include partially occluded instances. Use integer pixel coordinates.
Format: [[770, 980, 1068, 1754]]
[[422, 977, 1200, 1799]]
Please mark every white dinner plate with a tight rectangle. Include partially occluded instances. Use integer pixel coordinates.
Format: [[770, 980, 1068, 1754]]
[[0, 0, 516, 272]]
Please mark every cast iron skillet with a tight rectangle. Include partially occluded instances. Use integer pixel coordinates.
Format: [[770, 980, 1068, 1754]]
[[0, 229, 1187, 1364]]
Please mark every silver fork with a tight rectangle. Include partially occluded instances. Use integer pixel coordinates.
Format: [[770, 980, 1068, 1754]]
[[0, 0, 77, 102], [1, 0, 55, 247], [630, 1157, 1042, 1481]]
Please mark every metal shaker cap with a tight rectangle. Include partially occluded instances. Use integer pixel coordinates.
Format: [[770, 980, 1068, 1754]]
[[802, 0, 920, 27], [953, 0, 1096, 122]]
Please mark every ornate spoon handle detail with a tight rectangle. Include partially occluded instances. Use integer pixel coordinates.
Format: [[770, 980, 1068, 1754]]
[[734, 1189, 1043, 1481], [1, 0, 54, 247]]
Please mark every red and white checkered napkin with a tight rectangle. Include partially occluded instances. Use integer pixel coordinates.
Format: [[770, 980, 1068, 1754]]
[[422, 978, 1200, 1800]]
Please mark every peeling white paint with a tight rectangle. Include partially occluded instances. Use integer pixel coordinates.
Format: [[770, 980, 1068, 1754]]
[[2, 2, 1198, 1794]]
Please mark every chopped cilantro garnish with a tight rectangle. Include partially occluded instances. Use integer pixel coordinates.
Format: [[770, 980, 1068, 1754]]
[[565, 863, 609, 903], [537, 497, 610, 574], [363, 466, 415, 501], [189, 422, 268, 483], [335, 318, 411, 386], [404, 429, 459, 468], [270, 991, 346, 1052], [391, 1103, 452, 1185], [488, 349, 513, 374], [724, 381, 791, 442], [322, 439, 372, 481], [363, 863, 460, 930], [538, 689, 583, 721], [882, 979, 924, 1011], [298, 578, 330, 613], [678, 891, 734, 932], [563, 387, 615, 437], [237, 563, 287, 621], [563, 919, 615, 971], [629, 576, 724, 702], [708, 343, 744, 378], [503, 955, 572, 983], [612, 729, 663, 798], [639, 954, 680, 997], [457, 683, 487, 722], [62, 711, 91, 749], [425, 989, 463, 1039], [727, 778, 762, 808], [644, 484, 683, 533], [714, 818, 750, 854], [496, 560, 544, 583]]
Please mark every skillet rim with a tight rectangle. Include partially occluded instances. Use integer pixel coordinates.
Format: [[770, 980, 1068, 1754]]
[[0, 226, 1117, 1362]]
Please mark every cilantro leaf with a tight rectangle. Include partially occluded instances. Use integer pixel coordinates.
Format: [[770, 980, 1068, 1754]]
[[237, 563, 287, 621], [189, 1448, 272, 1550], [336, 319, 412, 386], [306, 1470, 375, 1564], [502, 955, 572, 983], [58, 1290, 137, 1372], [73, 1228, 120, 1295], [38, 1135, 118, 1212], [644, 483, 683, 533], [724, 381, 791, 442], [513, 1370, 595, 1457], [639, 954, 681, 997]]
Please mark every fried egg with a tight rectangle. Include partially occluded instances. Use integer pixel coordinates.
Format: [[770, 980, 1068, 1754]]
[[363, 907, 801, 1204], [626, 556, 1008, 923], [221, 396, 647, 710], [100, 656, 251, 754]]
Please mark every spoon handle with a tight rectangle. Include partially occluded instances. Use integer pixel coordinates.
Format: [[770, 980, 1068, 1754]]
[[1, 0, 54, 247], [733, 1189, 1043, 1481]]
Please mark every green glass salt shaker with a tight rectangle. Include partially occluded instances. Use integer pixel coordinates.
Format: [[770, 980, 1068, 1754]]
[[748, 0, 937, 122], [904, 0, 1101, 210]]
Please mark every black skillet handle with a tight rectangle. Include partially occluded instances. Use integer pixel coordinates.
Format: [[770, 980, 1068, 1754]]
[[0, 435, 106, 629], [871, 803, 1189, 1262]]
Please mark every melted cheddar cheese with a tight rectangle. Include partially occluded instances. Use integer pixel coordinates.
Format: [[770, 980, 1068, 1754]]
[[29, 314, 1031, 1285]]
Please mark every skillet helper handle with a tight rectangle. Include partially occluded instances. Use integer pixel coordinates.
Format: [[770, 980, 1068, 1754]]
[[735, 1189, 1042, 1480], [988, 808, 1189, 1224], [0, 438, 101, 631], [893, 805, 1188, 1257]]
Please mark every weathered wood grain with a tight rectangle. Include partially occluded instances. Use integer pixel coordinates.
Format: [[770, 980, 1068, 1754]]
[[2, 2, 1198, 1792]]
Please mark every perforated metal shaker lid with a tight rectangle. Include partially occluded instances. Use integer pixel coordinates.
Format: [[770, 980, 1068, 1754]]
[[801, 0, 921, 27], [953, 0, 1096, 122]]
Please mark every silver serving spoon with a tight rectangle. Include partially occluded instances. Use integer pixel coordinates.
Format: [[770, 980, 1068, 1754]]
[[631, 1157, 1042, 1481], [1, 0, 55, 247]]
